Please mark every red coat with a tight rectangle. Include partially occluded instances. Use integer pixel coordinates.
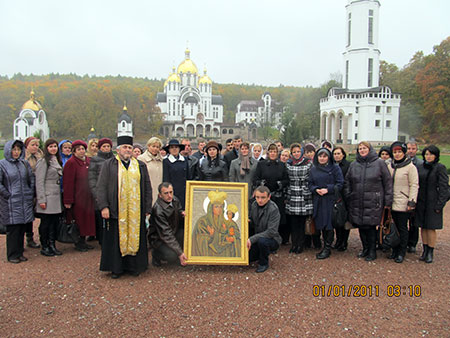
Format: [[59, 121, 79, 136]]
[[63, 155, 95, 236]]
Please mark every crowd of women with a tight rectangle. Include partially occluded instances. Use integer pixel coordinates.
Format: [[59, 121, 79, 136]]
[[0, 135, 448, 265]]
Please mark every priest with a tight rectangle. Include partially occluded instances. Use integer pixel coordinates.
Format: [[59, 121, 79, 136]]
[[97, 135, 152, 278]]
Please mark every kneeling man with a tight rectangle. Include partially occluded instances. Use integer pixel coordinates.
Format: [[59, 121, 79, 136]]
[[247, 186, 281, 273], [149, 182, 187, 267]]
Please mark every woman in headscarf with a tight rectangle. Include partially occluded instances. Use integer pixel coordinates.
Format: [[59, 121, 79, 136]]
[[415, 145, 449, 263], [58, 139, 72, 167], [35, 139, 64, 256], [344, 141, 393, 261], [229, 142, 258, 199], [251, 143, 264, 161], [308, 148, 344, 259], [0, 140, 35, 263], [386, 141, 419, 263]]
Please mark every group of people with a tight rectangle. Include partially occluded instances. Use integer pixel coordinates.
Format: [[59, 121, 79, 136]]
[[0, 133, 447, 276]]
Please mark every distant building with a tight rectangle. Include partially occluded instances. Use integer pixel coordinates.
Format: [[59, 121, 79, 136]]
[[156, 48, 224, 139], [235, 92, 283, 128], [117, 103, 133, 137], [319, 0, 401, 145], [13, 90, 50, 141]]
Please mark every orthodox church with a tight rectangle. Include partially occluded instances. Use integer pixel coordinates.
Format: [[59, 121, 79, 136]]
[[13, 90, 50, 141], [319, 0, 401, 145], [156, 49, 224, 138]]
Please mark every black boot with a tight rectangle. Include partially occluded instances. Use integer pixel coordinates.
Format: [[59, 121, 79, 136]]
[[39, 224, 54, 256], [49, 241, 62, 255], [48, 224, 62, 255], [365, 228, 377, 261], [339, 229, 350, 251], [388, 248, 398, 259], [26, 233, 40, 248], [289, 246, 297, 253], [425, 246, 434, 263], [419, 244, 428, 261], [316, 230, 333, 259], [75, 237, 88, 252], [357, 229, 369, 258]]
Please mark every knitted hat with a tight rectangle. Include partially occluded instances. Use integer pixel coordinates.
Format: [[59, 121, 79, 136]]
[[24, 136, 39, 148], [304, 143, 316, 152], [390, 141, 407, 154], [98, 138, 113, 149], [71, 140, 87, 150]]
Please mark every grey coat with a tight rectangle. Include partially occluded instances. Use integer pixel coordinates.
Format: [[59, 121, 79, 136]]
[[0, 140, 35, 226], [229, 156, 258, 198], [35, 157, 63, 214]]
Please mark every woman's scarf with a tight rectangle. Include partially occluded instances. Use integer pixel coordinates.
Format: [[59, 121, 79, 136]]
[[239, 154, 250, 176], [117, 155, 141, 256]]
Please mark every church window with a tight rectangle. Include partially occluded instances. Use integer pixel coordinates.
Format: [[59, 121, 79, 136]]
[[355, 133, 358, 140], [387, 106, 392, 114], [25, 125, 28, 136], [386, 120, 391, 128], [368, 58, 373, 87], [229, 129, 233, 134], [122, 121, 126, 128], [223, 129, 227, 134], [191, 105, 193, 115], [368, 10, 374, 44], [375, 105, 381, 113], [375, 120, 380, 127], [339, 116, 343, 129], [347, 13, 351, 46], [15, 125, 18, 136], [345, 60, 349, 88], [355, 120, 358, 127]]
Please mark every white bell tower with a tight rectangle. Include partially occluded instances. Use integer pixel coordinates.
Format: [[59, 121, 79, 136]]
[[343, 0, 380, 89]]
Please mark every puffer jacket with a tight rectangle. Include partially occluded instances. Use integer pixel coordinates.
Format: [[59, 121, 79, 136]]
[[88, 150, 114, 209], [344, 147, 393, 227], [198, 157, 228, 182], [387, 158, 419, 212], [0, 140, 35, 226]]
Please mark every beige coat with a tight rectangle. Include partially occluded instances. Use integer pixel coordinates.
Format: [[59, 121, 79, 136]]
[[138, 150, 163, 205], [388, 160, 419, 212]]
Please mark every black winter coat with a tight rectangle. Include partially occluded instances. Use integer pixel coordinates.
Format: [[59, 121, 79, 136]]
[[253, 159, 289, 224], [198, 158, 228, 182], [163, 155, 189, 209], [415, 161, 449, 229], [88, 150, 114, 209], [344, 149, 393, 227]]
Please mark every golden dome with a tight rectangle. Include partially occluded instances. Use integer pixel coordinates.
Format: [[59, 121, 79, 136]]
[[199, 68, 212, 85], [164, 67, 181, 87], [22, 90, 42, 111], [177, 48, 198, 74]]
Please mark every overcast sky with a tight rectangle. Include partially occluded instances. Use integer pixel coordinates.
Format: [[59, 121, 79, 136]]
[[1, 0, 448, 87]]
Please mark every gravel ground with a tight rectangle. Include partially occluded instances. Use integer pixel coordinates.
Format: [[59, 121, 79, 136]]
[[1, 206, 449, 337]]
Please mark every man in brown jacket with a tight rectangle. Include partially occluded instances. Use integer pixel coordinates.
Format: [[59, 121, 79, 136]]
[[148, 182, 187, 267]]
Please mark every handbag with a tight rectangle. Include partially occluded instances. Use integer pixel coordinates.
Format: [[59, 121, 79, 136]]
[[332, 186, 347, 229], [57, 209, 80, 243], [305, 216, 316, 235], [378, 207, 400, 248]]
